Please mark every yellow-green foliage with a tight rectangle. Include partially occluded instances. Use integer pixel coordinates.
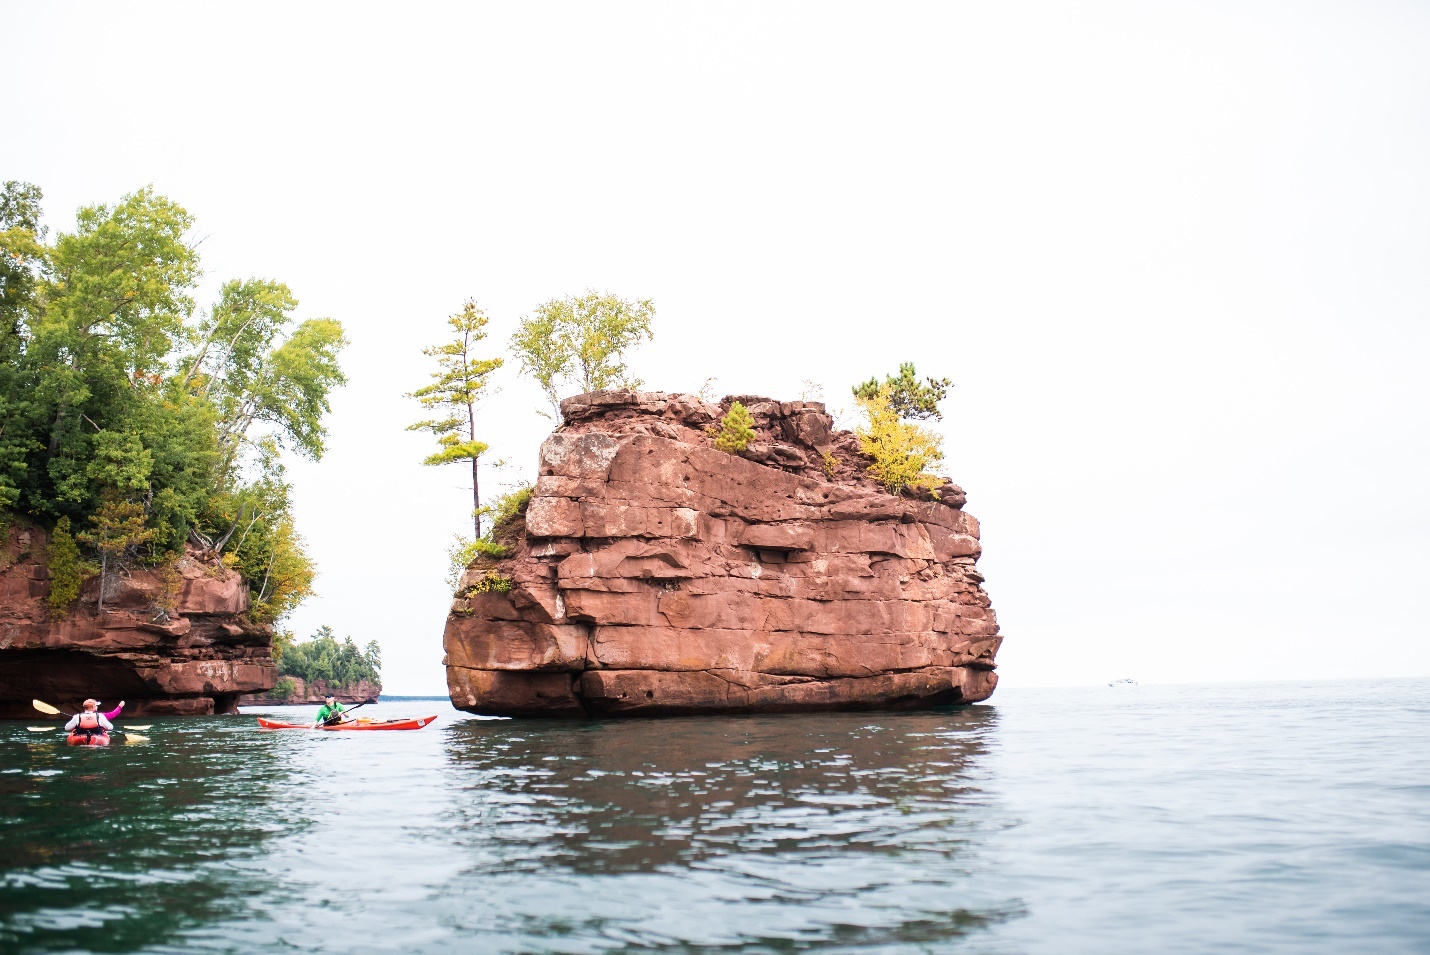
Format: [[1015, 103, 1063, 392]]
[[465, 571, 514, 595], [46, 517, 87, 619], [713, 401, 757, 453], [244, 517, 316, 623], [446, 485, 533, 592], [855, 388, 945, 495], [822, 451, 839, 480], [482, 485, 533, 541]]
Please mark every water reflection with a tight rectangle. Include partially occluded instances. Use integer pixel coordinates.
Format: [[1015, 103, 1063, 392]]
[[438, 707, 1018, 951], [0, 719, 296, 953], [0, 705, 1016, 954]]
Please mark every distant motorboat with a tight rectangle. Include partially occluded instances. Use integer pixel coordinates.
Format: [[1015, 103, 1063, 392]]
[[1108, 678, 1138, 687]]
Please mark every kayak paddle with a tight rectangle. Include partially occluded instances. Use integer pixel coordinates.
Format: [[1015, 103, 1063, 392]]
[[32, 699, 149, 743], [27, 726, 53, 732], [320, 701, 369, 727]]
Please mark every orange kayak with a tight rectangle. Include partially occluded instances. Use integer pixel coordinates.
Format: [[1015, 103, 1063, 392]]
[[67, 732, 110, 746], [256, 715, 437, 731]]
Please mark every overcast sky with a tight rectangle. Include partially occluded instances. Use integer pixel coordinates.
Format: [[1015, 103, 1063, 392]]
[[7, 1, 1428, 693]]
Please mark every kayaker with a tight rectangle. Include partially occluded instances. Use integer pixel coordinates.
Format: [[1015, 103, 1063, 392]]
[[313, 694, 348, 728], [65, 699, 114, 741], [100, 700, 125, 721]]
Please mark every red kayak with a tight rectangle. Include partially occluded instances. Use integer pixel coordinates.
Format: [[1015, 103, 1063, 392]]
[[257, 715, 437, 731], [67, 733, 110, 746]]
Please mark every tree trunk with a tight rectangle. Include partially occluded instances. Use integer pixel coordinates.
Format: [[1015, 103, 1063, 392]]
[[97, 552, 108, 615], [466, 394, 481, 538], [472, 456, 482, 538]]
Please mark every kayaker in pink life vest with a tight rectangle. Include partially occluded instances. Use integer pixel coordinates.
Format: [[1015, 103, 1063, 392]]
[[65, 699, 114, 740]]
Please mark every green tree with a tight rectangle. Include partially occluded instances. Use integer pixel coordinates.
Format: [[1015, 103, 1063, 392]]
[[277, 625, 382, 687], [853, 362, 952, 421], [510, 292, 654, 418], [855, 387, 945, 495], [0, 182, 47, 510], [190, 279, 349, 481], [407, 300, 503, 536], [77, 494, 159, 613], [0, 183, 345, 623], [713, 401, 757, 453], [45, 516, 85, 619]]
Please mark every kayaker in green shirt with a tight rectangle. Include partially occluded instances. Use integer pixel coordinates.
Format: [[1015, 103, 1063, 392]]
[[313, 694, 348, 728]]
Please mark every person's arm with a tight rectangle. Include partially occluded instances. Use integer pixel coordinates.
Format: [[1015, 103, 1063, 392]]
[[313, 705, 330, 726], [98, 715, 113, 730], [64, 714, 79, 731], [101, 702, 124, 721]]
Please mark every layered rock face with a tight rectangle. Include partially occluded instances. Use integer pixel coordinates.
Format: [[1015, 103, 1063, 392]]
[[445, 391, 1001, 718], [0, 524, 274, 717]]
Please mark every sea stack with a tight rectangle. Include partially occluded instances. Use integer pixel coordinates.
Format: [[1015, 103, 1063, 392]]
[[444, 391, 1001, 717], [0, 525, 275, 717]]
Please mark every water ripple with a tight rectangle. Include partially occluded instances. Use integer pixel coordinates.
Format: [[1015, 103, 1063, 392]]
[[0, 680, 1426, 953]]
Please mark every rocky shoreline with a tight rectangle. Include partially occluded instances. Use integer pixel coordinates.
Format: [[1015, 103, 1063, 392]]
[[0, 523, 274, 717], [239, 677, 381, 706]]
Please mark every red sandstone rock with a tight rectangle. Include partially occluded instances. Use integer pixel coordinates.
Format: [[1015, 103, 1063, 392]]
[[0, 526, 274, 717], [444, 391, 1001, 717]]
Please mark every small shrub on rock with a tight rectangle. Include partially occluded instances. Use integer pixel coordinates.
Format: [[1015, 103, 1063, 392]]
[[855, 388, 945, 495], [822, 451, 839, 480], [713, 401, 757, 453], [464, 571, 514, 595]]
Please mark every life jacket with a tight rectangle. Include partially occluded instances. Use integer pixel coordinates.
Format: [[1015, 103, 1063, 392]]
[[76, 711, 103, 737]]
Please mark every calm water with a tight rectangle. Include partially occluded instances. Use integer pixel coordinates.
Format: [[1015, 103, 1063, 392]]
[[1, 680, 1426, 953]]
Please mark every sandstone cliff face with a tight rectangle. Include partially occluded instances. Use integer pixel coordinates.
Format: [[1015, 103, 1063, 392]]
[[444, 391, 1001, 717], [0, 524, 274, 717]]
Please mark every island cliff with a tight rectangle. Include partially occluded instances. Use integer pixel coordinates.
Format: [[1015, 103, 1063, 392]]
[[445, 391, 1001, 717], [239, 677, 381, 706], [0, 524, 274, 717]]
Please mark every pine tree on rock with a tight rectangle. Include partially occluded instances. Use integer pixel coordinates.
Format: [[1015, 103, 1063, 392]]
[[407, 301, 503, 536]]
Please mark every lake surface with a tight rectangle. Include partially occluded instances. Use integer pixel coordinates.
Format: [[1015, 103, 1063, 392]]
[[1, 680, 1427, 953]]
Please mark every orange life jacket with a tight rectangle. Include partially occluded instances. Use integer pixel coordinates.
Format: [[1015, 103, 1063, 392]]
[[76, 711, 103, 736]]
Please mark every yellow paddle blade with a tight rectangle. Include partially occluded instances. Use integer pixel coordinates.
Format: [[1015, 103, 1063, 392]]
[[122, 725, 152, 731], [32, 699, 61, 716], [27, 726, 54, 732], [121, 733, 149, 743]]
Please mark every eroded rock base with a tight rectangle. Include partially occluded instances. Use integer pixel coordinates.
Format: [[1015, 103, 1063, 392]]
[[0, 524, 274, 718]]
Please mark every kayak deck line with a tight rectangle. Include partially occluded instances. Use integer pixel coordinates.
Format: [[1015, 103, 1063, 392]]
[[256, 715, 438, 731]]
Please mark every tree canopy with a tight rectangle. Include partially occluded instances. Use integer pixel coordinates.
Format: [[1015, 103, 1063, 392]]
[[510, 292, 654, 418], [274, 625, 381, 687], [853, 362, 951, 421], [0, 181, 346, 621]]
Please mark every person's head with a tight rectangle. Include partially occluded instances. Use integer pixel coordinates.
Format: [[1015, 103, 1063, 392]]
[[82, 699, 98, 711], [325, 694, 336, 705]]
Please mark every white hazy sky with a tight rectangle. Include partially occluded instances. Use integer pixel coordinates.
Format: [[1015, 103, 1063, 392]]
[[6, 2, 1428, 693]]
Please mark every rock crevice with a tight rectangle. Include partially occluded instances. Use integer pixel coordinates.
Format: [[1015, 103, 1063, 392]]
[[445, 391, 1001, 717]]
